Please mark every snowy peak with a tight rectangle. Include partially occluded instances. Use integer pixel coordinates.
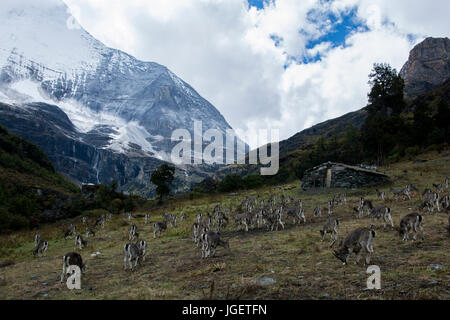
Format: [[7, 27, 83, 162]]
[[0, 0, 238, 164]]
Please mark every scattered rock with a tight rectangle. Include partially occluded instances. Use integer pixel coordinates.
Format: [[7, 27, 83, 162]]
[[322, 293, 331, 298], [41, 293, 49, 297], [428, 264, 444, 271], [427, 280, 439, 287], [30, 275, 39, 280], [42, 282, 48, 286], [413, 159, 428, 163], [316, 262, 323, 265], [255, 277, 276, 286]]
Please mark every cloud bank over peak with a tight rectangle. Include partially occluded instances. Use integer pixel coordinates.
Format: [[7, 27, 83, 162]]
[[63, 0, 450, 148]]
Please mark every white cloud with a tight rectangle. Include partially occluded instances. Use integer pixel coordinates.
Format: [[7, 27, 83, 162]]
[[63, 0, 450, 148]]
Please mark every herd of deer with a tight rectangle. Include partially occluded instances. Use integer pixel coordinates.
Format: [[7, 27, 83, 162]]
[[32, 176, 449, 285]]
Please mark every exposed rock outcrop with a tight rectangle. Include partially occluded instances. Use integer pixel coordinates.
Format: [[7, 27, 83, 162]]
[[400, 37, 450, 98]]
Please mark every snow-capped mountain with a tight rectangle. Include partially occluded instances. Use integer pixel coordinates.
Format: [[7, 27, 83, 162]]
[[0, 0, 242, 195]]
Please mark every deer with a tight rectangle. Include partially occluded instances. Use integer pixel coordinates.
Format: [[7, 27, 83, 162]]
[[74, 235, 88, 250], [433, 183, 443, 195], [128, 223, 139, 241], [123, 241, 146, 271], [64, 224, 77, 240], [313, 206, 322, 218], [397, 212, 424, 241], [376, 189, 386, 201], [191, 222, 209, 247], [34, 234, 41, 248], [163, 213, 177, 228], [333, 228, 376, 266], [368, 205, 394, 229], [200, 231, 230, 259], [33, 239, 48, 257], [285, 200, 306, 225], [85, 228, 95, 239], [420, 190, 440, 214], [153, 221, 167, 238], [359, 198, 374, 217], [60, 252, 86, 283], [144, 214, 150, 225], [320, 217, 339, 247]]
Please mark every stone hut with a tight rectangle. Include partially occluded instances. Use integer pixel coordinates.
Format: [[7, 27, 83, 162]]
[[301, 162, 389, 190]]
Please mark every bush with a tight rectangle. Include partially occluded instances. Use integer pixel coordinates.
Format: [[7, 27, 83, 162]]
[[218, 174, 243, 192], [405, 146, 420, 160], [242, 174, 264, 189]]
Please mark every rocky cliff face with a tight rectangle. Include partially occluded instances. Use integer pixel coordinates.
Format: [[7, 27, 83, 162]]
[[400, 37, 450, 98]]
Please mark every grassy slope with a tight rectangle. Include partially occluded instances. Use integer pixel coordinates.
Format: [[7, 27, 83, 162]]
[[0, 150, 449, 300]]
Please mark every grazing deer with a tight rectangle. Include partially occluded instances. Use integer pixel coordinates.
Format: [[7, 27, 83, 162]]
[[153, 221, 167, 238], [60, 252, 86, 282], [82, 217, 87, 225], [144, 214, 150, 225], [420, 190, 440, 214], [129, 223, 139, 241], [446, 177, 449, 189], [106, 213, 112, 220], [313, 206, 322, 218], [127, 213, 132, 221], [333, 228, 376, 266], [320, 217, 339, 247], [392, 187, 410, 201], [376, 189, 386, 201], [33, 240, 48, 257], [201, 231, 230, 258], [180, 212, 186, 222], [398, 212, 424, 241], [74, 235, 88, 250], [123, 241, 146, 271], [369, 206, 394, 229]]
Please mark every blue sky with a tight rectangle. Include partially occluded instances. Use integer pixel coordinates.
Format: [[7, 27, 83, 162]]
[[247, 0, 268, 10], [249, 1, 370, 65]]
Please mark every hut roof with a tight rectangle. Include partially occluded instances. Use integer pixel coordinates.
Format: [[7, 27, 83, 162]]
[[303, 162, 389, 177]]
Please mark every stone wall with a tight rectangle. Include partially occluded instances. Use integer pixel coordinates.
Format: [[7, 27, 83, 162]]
[[301, 163, 389, 190]]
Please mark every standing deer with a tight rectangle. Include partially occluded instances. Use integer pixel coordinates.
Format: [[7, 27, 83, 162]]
[[333, 228, 376, 266]]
